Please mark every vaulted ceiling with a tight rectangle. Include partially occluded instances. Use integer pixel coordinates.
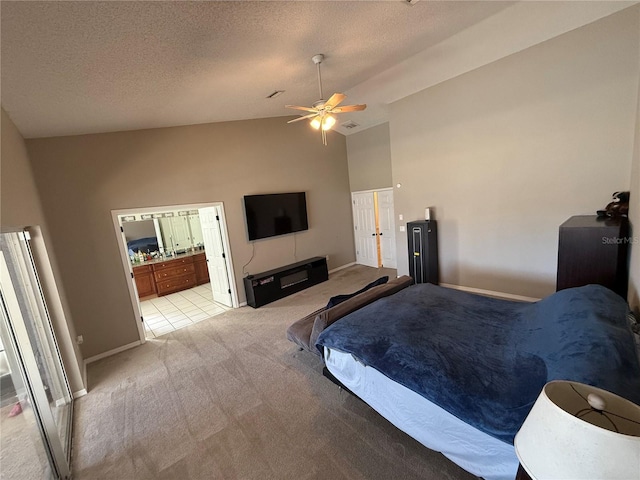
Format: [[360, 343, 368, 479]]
[[1, 1, 634, 139]]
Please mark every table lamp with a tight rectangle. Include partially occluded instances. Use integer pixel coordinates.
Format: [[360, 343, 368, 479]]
[[514, 380, 640, 480]]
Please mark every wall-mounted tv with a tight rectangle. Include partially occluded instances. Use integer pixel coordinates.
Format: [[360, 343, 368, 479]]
[[244, 192, 308, 241]]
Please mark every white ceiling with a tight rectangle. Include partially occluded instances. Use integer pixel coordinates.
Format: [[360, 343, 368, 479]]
[[1, 1, 635, 139]]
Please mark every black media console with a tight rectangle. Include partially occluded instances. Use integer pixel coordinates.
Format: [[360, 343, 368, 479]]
[[244, 257, 329, 308]]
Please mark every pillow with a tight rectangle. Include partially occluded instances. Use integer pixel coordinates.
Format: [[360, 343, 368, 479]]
[[326, 276, 389, 308]]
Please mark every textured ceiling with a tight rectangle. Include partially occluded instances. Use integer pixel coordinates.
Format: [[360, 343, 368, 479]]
[[0, 1, 634, 139]]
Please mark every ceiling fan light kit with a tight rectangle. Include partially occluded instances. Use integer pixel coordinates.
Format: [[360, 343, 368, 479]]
[[322, 115, 336, 130], [286, 54, 366, 145], [310, 117, 321, 130], [310, 114, 336, 131]]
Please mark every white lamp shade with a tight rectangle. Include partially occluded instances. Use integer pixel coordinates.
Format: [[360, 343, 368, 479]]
[[514, 381, 640, 480]]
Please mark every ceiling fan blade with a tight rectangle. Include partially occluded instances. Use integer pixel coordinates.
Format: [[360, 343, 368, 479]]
[[287, 113, 318, 124], [331, 104, 367, 113], [285, 105, 318, 113], [324, 93, 346, 109]]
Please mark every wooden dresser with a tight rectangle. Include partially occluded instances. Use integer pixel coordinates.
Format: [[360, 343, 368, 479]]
[[556, 215, 629, 297]]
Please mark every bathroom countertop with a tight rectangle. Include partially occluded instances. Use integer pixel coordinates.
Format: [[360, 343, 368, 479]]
[[131, 249, 205, 267]]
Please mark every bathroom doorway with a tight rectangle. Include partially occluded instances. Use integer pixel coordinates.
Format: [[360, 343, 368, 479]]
[[111, 202, 239, 342]]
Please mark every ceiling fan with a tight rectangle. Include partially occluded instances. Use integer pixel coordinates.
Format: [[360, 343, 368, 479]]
[[286, 54, 366, 145]]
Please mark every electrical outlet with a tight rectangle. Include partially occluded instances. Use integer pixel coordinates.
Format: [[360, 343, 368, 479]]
[[76, 335, 84, 345], [399, 226, 405, 232]]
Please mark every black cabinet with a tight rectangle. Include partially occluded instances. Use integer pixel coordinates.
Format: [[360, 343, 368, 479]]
[[244, 257, 329, 308], [556, 215, 629, 297], [407, 220, 439, 285]]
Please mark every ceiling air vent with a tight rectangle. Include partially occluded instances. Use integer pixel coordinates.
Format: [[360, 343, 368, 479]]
[[342, 120, 360, 130]]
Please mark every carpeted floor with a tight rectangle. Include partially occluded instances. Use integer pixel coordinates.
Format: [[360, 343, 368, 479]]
[[72, 265, 477, 480], [0, 401, 53, 480]]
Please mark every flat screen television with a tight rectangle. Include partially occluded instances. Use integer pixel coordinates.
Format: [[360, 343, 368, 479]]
[[244, 192, 308, 241]]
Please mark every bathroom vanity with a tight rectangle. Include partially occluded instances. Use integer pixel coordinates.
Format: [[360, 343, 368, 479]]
[[133, 251, 209, 298]]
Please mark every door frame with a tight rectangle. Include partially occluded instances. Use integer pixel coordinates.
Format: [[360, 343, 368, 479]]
[[111, 202, 239, 344]]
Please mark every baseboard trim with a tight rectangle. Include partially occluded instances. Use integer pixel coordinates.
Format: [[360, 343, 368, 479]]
[[440, 283, 541, 303], [73, 389, 87, 399], [239, 301, 247, 307], [329, 262, 356, 274], [85, 340, 142, 364]]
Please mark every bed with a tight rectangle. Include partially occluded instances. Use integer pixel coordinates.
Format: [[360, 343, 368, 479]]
[[316, 283, 640, 480]]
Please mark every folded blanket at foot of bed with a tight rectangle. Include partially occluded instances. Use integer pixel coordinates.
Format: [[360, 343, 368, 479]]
[[286, 275, 413, 355]]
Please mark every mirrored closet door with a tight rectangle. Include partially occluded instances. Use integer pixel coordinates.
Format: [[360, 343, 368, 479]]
[[0, 231, 73, 479]]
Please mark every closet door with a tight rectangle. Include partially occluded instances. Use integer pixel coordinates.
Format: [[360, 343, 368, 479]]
[[377, 189, 397, 268], [170, 216, 191, 252], [351, 192, 378, 268], [351, 189, 397, 269]]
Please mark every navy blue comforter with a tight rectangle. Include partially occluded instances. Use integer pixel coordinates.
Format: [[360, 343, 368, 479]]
[[316, 284, 640, 444]]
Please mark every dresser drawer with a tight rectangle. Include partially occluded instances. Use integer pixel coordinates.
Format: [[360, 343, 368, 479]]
[[153, 256, 194, 271], [153, 263, 196, 282], [156, 273, 197, 296]]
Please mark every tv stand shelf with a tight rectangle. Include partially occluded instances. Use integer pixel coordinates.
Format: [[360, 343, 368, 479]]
[[244, 257, 328, 308]]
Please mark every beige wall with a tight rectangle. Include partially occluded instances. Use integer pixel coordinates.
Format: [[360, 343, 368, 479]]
[[1, 107, 85, 393], [1, 108, 46, 229], [628, 55, 640, 315], [26, 117, 355, 358], [389, 8, 640, 299], [346, 123, 392, 193]]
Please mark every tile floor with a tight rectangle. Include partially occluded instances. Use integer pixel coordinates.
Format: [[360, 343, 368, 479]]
[[140, 283, 229, 338]]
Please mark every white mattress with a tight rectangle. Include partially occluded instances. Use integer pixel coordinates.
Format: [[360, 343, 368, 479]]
[[324, 347, 519, 480]]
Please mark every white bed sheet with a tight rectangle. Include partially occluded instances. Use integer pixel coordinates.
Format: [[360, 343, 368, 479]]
[[324, 346, 519, 480]]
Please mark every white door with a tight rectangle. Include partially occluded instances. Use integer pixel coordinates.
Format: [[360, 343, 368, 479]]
[[170, 216, 191, 252], [352, 192, 378, 268], [199, 206, 233, 307], [377, 189, 397, 268]]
